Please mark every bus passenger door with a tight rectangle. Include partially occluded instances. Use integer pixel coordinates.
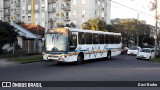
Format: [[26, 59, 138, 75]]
[[69, 32, 77, 51]]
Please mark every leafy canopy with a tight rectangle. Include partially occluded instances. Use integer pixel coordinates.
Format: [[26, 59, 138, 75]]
[[81, 18, 107, 31], [0, 21, 18, 51]]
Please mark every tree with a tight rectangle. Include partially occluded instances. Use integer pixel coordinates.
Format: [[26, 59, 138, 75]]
[[0, 21, 18, 53], [81, 22, 91, 30], [112, 19, 153, 47], [81, 18, 107, 31], [70, 22, 76, 28]]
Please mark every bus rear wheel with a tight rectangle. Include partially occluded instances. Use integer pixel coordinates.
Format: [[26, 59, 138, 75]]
[[76, 54, 83, 64], [107, 51, 111, 60]]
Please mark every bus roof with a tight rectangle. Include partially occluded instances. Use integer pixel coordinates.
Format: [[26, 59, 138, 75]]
[[66, 27, 121, 35]]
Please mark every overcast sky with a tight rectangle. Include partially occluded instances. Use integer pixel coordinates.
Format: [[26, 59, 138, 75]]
[[111, 0, 159, 25]]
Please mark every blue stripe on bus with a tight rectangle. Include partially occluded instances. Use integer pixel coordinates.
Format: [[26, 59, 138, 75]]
[[69, 50, 88, 52]]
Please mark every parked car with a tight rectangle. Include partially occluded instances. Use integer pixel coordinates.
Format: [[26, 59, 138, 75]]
[[136, 48, 155, 60], [121, 47, 128, 54], [127, 46, 141, 55]]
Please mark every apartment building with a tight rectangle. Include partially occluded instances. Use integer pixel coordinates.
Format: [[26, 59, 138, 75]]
[[0, 0, 21, 22], [21, 0, 46, 27], [47, 0, 111, 28], [0, 0, 111, 30], [0, 0, 4, 21]]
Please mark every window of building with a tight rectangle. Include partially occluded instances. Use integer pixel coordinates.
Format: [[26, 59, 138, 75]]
[[73, 10, 76, 15], [28, 16, 31, 18], [42, 4, 45, 8], [0, 1, 2, 5], [22, 6, 25, 10], [101, 12, 104, 17], [35, 13, 39, 18], [78, 32, 85, 44], [35, 4, 39, 9], [82, 10, 85, 17], [86, 33, 92, 44], [102, 3, 105, 7], [42, 13, 45, 18], [73, 0, 76, 5], [41, 22, 45, 27], [97, 1, 100, 5], [97, 11, 99, 16], [82, 0, 86, 4], [28, 5, 31, 10]]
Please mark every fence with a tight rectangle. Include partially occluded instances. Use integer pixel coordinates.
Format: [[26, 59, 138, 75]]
[[1, 40, 43, 55]]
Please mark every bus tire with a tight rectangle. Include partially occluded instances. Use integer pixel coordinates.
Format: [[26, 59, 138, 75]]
[[107, 51, 111, 60], [57, 62, 63, 65], [76, 53, 84, 64]]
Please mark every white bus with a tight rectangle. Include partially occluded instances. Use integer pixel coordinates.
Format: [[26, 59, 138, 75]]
[[43, 27, 122, 64]]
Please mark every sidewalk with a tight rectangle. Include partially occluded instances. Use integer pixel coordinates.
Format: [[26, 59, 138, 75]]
[[0, 54, 42, 68], [0, 58, 19, 68]]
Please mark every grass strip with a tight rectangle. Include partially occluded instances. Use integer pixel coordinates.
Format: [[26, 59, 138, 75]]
[[15, 56, 42, 63], [151, 58, 160, 62]]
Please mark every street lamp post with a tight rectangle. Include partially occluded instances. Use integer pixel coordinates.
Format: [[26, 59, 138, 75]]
[[154, 0, 158, 57]]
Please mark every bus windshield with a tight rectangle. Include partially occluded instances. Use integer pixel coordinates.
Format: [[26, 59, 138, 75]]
[[46, 34, 68, 52]]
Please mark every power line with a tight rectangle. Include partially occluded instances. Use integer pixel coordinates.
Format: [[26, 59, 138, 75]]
[[111, 0, 154, 17]]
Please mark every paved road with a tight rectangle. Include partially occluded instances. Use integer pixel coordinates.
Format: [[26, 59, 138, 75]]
[[0, 55, 160, 90]]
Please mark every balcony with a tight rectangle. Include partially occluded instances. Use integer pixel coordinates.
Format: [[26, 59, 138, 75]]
[[15, 11, 21, 15], [4, 12, 10, 16], [62, 6, 71, 11], [28, 10, 31, 13], [4, 4, 10, 8], [35, 9, 39, 12], [48, 8, 56, 13], [48, 0, 57, 3], [15, 3, 20, 7], [64, 16, 70, 21]]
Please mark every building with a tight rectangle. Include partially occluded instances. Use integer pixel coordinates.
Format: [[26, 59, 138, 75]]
[[21, 0, 46, 28], [0, 0, 21, 22], [0, 0, 111, 30], [47, 0, 111, 29]]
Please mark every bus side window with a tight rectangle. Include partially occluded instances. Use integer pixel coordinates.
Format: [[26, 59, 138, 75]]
[[69, 32, 77, 50], [118, 36, 121, 43], [78, 32, 85, 44], [115, 35, 118, 44], [86, 33, 92, 44], [99, 34, 104, 44], [105, 34, 110, 44], [93, 34, 99, 44], [110, 35, 114, 44]]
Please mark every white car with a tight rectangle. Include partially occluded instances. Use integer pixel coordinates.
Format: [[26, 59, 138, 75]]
[[127, 46, 141, 55], [136, 48, 155, 60]]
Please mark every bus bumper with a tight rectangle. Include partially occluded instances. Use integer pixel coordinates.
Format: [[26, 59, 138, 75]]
[[43, 54, 65, 62]]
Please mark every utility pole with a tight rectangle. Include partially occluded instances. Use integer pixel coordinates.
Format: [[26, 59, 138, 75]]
[[137, 13, 139, 46], [154, 0, 158, 57]]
